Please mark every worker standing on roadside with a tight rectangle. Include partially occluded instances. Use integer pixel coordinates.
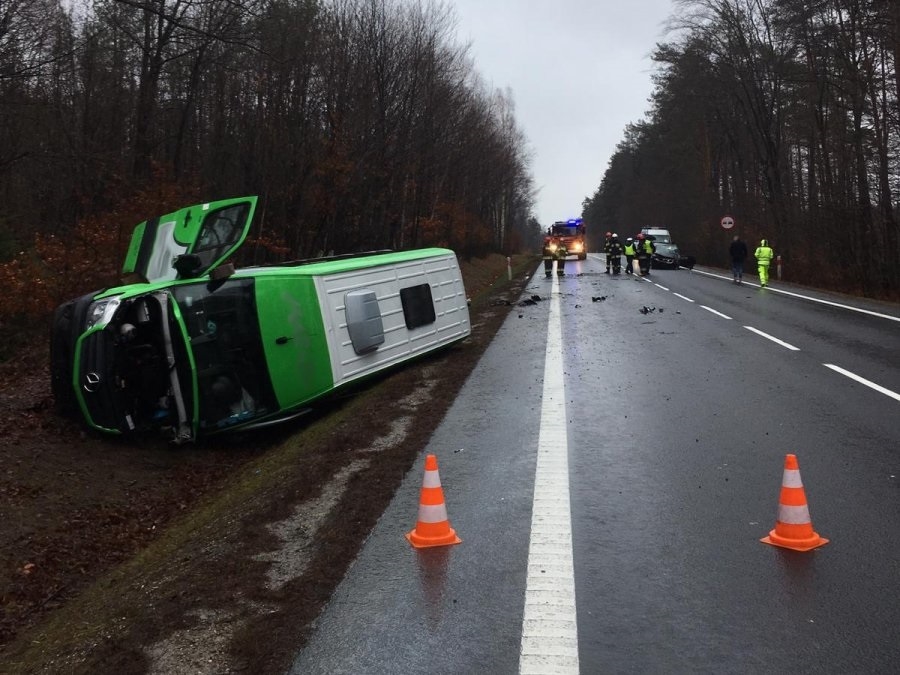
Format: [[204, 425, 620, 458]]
[[603, 231, 613, 273], [609, 233, 623, 274], [729, 235, 748, 284], [754, 238, 774, 287], [543, 232, 568, 278], [636, 233, 655, 276], [623, 237, 636, 275]]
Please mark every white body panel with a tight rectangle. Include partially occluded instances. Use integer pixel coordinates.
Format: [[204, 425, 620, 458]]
[[314, 253, 470, 387]]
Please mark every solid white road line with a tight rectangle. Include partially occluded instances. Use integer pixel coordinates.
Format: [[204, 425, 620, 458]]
[[690, 268, 750, 285], [688, 268, 900, 323], [743, 326, 800, 351], [700, 305, 732, 320], [654, 283, 670, 291], [519, 272, 579, 675], [768, 288, 900, 322], [823, 364, 900, 403], [673, 292, 695, 303]]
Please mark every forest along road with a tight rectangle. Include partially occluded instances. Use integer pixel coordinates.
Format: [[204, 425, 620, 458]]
[[290, 256, 900, 674]]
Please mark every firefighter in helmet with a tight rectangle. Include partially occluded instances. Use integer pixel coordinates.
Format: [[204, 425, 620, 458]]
[[603, 231, 613, 273], [543, 227, 568, 277], [609, 233, 623, 274]]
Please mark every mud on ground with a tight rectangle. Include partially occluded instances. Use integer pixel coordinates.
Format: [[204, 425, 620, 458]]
[[0, 254, 536, 674]]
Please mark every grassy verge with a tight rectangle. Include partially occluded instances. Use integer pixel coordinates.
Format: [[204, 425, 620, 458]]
[[2, 253, 536, 674]]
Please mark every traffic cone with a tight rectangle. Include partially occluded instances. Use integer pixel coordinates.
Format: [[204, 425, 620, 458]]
[[761, 454, 829, 552], [406, 454, 461, 549]]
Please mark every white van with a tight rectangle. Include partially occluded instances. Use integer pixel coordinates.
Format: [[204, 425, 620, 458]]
[[641, 227, 672, 244]]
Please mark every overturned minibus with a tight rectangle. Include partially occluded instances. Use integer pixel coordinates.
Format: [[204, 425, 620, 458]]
[[50, 196, 471, 442]]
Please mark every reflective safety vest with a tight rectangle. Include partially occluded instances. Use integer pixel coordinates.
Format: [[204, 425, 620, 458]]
[[755, 245, 774, 264], [641, 239, 654, 254], [624, 243, 636, 256]]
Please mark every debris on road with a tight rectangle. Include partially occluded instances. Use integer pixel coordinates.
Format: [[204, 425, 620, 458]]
[[517, 295, 543, 307]]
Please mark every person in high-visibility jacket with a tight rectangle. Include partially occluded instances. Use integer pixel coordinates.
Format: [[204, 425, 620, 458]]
[[754, 238, 774, 287], [636, 233, 655, 276], [623, 237, 636, 275]]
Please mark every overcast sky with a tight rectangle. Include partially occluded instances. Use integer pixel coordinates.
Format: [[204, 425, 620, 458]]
[[449, 0, 676, 226]]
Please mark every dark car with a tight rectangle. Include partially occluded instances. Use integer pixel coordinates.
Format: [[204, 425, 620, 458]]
[[651, 242, 683, 269], [679, 254, 696, 269]]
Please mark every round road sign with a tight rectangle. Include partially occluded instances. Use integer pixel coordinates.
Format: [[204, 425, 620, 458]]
[[721, 215, 735, 230]]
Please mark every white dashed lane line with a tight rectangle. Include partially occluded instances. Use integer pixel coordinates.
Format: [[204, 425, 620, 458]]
[[743, 326, 800, 351], [687, 267, 900, 322], [652, 272, 900, 403], [823, 364, 900, 403], [700, 305, 732, 320]]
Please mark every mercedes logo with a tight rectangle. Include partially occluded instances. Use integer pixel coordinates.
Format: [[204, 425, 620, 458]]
[[83, 372, 101, 393]]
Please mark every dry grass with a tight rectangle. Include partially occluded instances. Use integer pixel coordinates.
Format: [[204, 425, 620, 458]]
[[0, 253, 537, 674]]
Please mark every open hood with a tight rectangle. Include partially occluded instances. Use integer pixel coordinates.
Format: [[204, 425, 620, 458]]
[[122, 196, 258, 283]]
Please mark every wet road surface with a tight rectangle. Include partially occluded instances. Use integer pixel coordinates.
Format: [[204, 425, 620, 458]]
[[290, 256, 900, 674]]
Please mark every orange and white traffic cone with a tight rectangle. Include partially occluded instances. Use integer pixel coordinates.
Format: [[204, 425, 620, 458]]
[[761, 454, 829, 552], [406, 454, 461, 549]]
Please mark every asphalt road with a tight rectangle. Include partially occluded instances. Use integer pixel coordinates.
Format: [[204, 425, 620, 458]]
[[289, 256, 900, 674]]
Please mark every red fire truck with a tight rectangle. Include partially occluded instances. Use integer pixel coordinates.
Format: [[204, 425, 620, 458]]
[[543, 219, 587, 260]]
